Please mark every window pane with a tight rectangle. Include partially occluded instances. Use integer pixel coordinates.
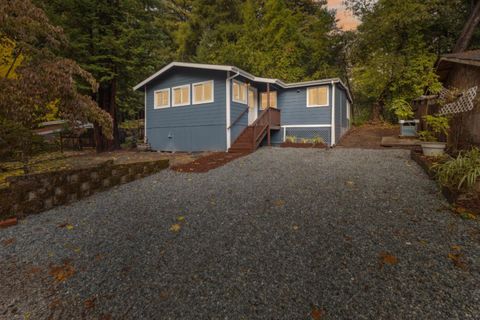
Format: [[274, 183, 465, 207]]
[[182, 87, 189, 103], [204, 82, 212, 101], [194, 84, 203, 102], [309, 86, 328, 106], [155, 92, 160, 106], [270, 92, 277, 108], [318, 87, 328, 105], [174, 88, 181, 104], [261, 93, 268, 109], [233, 82, 239, 100]]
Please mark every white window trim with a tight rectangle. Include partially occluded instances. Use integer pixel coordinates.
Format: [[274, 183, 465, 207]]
[[192, 80, 214, 105], [260, 91, 277, 110], [307, 86, 330, 108], [153, 88, 170, 109], [172, 84, 191, 107], [232, 80, 247, 104]]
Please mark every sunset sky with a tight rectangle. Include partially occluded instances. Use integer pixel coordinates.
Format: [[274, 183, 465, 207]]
[[327, 0, 360, 31]]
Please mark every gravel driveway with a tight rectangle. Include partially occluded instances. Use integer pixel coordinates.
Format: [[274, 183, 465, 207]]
[[1, 148, 479, 319]]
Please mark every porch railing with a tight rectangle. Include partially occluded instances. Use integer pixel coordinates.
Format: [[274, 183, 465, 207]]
[[251, 108, 280, 148]]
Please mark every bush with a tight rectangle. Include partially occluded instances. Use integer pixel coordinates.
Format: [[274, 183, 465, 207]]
[[433, 147, 480, 192], [285, 136, 297, 143]]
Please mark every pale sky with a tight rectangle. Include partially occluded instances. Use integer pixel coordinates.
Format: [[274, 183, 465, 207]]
[[327, 0, 360, 31]]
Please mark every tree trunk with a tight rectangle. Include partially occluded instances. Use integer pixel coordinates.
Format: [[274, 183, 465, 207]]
[[453, 0, 480, 53], [371, 102, 382, 122], [94, 79, 120, 152]]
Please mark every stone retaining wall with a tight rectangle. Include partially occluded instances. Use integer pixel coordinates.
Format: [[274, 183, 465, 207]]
[[0, 159, 169, 220]]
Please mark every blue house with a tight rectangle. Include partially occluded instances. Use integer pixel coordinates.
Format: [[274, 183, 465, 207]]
[[134, 62, 352, 152]]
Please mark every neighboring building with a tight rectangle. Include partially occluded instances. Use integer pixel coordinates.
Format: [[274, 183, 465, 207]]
[[436, 50, 480, 147], [134, 62, 352, 152]]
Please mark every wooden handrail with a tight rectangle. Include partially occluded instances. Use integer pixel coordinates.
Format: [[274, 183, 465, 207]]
[[228, 106, 249, 129], [251, 108, 280, 148]]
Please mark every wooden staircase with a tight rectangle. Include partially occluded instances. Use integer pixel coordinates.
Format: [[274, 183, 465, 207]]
[[229, 108, 281, 153]]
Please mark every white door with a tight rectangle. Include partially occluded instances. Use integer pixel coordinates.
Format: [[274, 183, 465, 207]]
[[248, 87, 258, 125]]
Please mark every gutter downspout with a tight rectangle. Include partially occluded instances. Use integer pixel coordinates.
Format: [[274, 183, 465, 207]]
[[226, 70, 241, 150], [331, 81, 336, 146]]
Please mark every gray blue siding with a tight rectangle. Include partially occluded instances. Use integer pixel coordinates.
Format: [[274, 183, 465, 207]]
[[271, 85, 333, 145], [145, 67, 227, 151]]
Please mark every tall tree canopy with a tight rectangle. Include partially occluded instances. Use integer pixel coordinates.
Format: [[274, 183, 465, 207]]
[[174, 0, 343, 82], [35, 0, 174, 150], [345, 0, 480, 121]]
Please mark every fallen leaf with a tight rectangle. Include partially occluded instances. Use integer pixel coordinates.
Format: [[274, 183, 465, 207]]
[[379, 252, 398, 268], [311, 306, 326, 319], [451, 245, 462, 251], [66, 224, 74, 230], [74, 247, 81, 253], [170, 223, 181, 233], [460, 212, 476, 220], [448, 253, 468, 270], [177, 216, 185, 222], [2, 238, 15, 246], [84, 297, 96, 310], [159, 290, 169, 301], [292, 225, 299, 231], [345, 180, 355, 187], [273, 199, 286, 207], [49, 261, 76, 282], [454, 206, 468, 214]]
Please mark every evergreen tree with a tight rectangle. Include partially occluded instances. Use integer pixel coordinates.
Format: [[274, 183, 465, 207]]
[[36, 0, 174, 151]]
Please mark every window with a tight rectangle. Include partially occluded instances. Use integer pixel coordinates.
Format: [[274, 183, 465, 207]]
[[154, 89, 170, 109], [307, 86, 329, 107], [172, 85, 190, 107], [232, 80, 247, 104], [192, 80, 214, 104], [260, 91, 277, 110]]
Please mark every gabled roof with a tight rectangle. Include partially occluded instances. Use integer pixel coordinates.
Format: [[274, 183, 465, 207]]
[[133, 61, 352, 101]]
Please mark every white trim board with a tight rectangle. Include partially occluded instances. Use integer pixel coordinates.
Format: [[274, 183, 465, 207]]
[[331, 82, 336, 145]]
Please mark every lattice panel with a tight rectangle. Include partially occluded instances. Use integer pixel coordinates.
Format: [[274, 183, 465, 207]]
[[438, 86, 478, 115], [284, 127, 330, 144]]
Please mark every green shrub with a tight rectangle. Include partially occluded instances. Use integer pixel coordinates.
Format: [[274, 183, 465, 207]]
[[311, 136, 325, 144], [418, 115, 450, 142], [389, 99, 414, 120], [285, 135, 297, 143], [433, 148, 480, 192]]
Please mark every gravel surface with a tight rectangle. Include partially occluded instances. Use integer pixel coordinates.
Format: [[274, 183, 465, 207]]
[[1, 148, 479, 319]]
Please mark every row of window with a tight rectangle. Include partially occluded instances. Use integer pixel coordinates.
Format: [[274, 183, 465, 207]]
[[154, 79, 329, 110], [232, 80, 278, 109], [233, 80, 329, 109], [154, 80, 214, 109]]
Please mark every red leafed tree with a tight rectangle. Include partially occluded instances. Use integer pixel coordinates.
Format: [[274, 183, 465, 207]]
[[0, 0, 112, 167]]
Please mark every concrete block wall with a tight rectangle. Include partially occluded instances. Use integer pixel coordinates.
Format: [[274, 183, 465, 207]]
[[0, 159, 169, 220]]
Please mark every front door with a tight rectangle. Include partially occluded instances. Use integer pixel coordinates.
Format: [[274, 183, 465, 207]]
[[248, 87, 258, 125]]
